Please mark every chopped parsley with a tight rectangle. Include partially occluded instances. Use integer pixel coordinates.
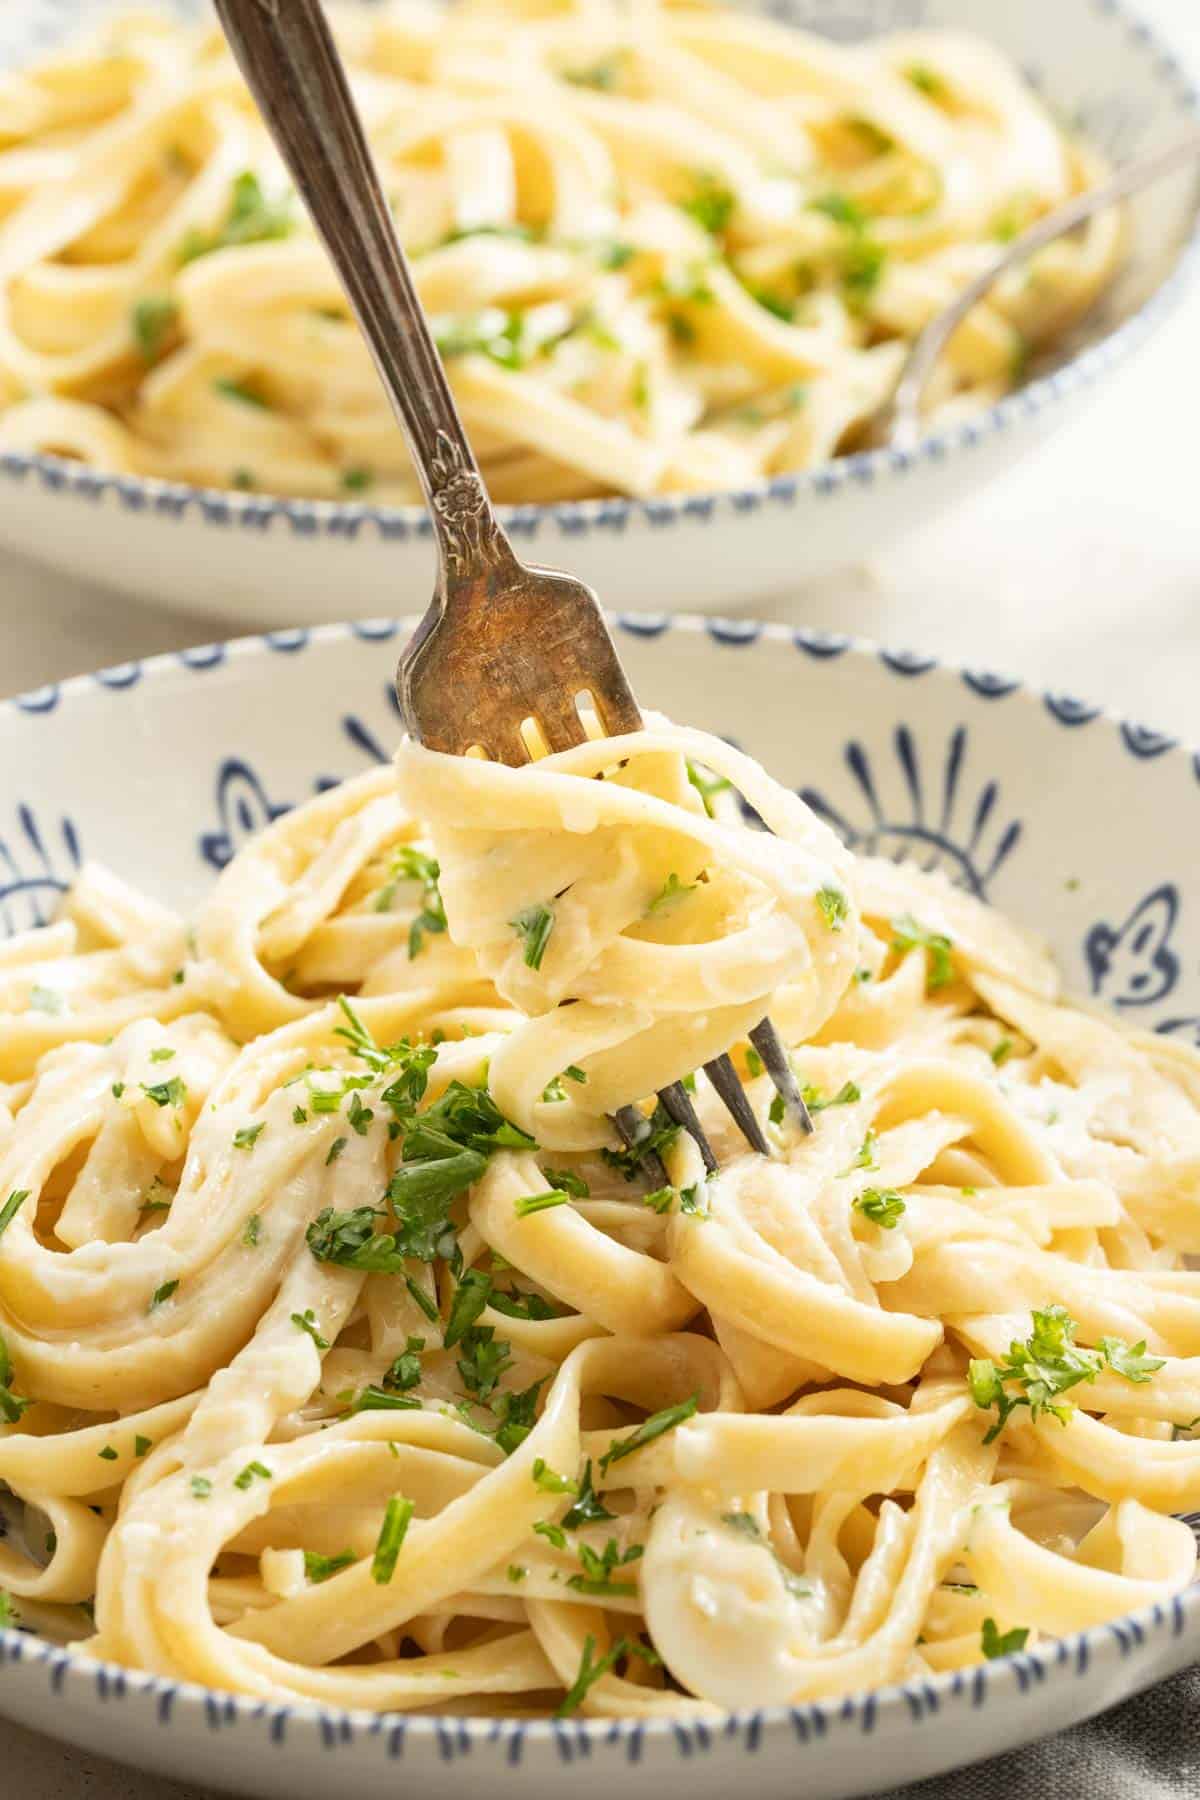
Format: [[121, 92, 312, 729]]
[[647, 873, 696, 916], [854, 1187, 906, 1229], [456, 1325, 513, 1402], [132, 294, 178, 360], [679, 1182, 709, 1218], [686, 758, 732, 816], [598, 1395, 698, 1475], [510, 903, 555, 970], [341, 466, 374, 493], [139, 1180, 173, 1216], [326, 1136, 348, 1166], [563, 1461, 615, 1529], [241, 1213, 263, 1248], [443, 1268, 494, 1348], [968, 1305, 1165, 1444], [507, 1563, 528, 1583], [841, 1130, 878, 1176], [562, 54, 624, 90], [0, 1327, 31, 1425], [213, 376, 270, 409], [384, 1336, 425, 1392], [233, 1461, 272, 1491], [532, 1458, 578, 1495], [375, 847, 447, 958], [816, 886, 849, 931], [0, 1190, 29, 1243], [178, 170, 294, 264], [350, 1386, 421, 1414], [493, 1377, 546, 1455], [304, 1549, 356, 1583], [890, 914, 955, 991], [680, 172, 735, 236], [292, 1309, 330, 1351], [641, 1186, 675, 1215], [981, 1618, 1029, 1659], [233, 1123, 265, 1151], [0, 1591, 20, 1630], [135, 1435, 152, 1458], [149, 1047, 176, 1063], [372, 1494, 415, 1584], [141, 1076, 187, 1109], [567, 1536, 643, 1597], [149, 1279, 179, 1310], [991, 1038, 1014, 1067], [556, 1634, 661, 1717], [191, 1476, 213, 1500], [541, 1167, 589, 1198], [720, 1512, 812, 1598], [906, 63, 948, 99], [98, 1445, 119, 1462], [514, 1188, 570, 1219]]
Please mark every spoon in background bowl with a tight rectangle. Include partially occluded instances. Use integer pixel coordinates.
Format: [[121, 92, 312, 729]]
[[874, 125, 1200, 451]]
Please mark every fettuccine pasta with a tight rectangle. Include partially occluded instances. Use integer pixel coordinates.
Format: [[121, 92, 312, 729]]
[[1, 718, 1197, 1718], [0, 0, 1123, 503]]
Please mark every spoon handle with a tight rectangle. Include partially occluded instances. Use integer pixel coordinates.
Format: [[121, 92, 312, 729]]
[[211, 0, 510, 578], [885, 125, 1200, 451]]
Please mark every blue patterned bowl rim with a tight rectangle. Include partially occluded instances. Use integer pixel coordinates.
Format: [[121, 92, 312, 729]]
[[0, 0, 1198, 546], [1, 612, 1199, 1753]]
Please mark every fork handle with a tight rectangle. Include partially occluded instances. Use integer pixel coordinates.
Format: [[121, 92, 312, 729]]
[[212, 0, 512, 584]]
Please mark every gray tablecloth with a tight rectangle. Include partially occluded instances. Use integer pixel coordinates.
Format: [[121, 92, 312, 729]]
[[886, 1665, 1200, 1799]]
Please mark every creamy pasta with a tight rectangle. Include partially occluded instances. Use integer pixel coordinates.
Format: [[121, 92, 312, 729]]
[[0, 0, 1124, 504], [1, 718, 1198, 1718]]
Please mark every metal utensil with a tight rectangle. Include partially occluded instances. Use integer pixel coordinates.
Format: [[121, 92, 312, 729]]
[[213, 0, 814, 1167], [878, 126, 1200, 451]]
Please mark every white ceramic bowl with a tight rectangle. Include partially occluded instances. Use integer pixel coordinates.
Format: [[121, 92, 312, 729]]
[[1, 0, 1199, 625], [1, 615, 1198, 1799]]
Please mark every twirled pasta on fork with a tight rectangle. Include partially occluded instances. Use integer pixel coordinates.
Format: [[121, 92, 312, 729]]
[[1, 721, 1198, 1716]]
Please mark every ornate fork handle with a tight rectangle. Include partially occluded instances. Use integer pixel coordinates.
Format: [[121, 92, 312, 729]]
[[213, 0, 511, 582]]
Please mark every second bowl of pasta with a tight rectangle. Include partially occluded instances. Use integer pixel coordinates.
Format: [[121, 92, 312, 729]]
[[0, 0, 1196, 619]]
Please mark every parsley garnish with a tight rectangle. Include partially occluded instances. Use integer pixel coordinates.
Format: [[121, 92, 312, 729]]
[[541, 1167, 589, 1198], [149, 1280, 179, 1310], [816, 886, 849, 931], [598, 1395, 698, 1475], [0, 1190, 28, 1243], [149, 1047, 175, 1063], [241, 1213, 262, 1248], [444, 1268, 494, 1348], [493, 1377, 546, 1454], [567, 1537, 643, 1596], [890, 914, 955, 991], [854, 1188, 906, 1229], [326, 1136, 348, 1166], [641, 1186, 675, 1215], [375, 847, 447, 958], [981, 1618, 1029, 1659], [510, 903, 555, 970], [384, 1336, 425, 1392], [213, 376, 270, 409], [514, 1189, 570, 1219], [141, 1076, 187, 1109], [532, 1458, 578, 1495], [135, 1435, 152, 1458], [191, 1476, 212, 1500], [563, 1460, 614, 1529], [178, 171, 293, 263], [97, 1445, 119, 1462], [647, 873, 696, 916], [680, 172, 735, 236], [372, 1494, 414, 1584], [233, 1461, 272, 1491], [304, 1549, 356, 1583], [556, 1634, 661, 1717], [456, 1325, 513, 1401], [991, 1038, 1014, 1067], [234, 1123, 264, 1151], [350, 1387, 421, 1414], [686, 759, 732, 816], [841, 1130, 878, 1176], [0, 1332, 32, 1424], [968, 1305, 1165, 1443], [0, 1591, 20, 1630], [292, 1309, 329, 1351]]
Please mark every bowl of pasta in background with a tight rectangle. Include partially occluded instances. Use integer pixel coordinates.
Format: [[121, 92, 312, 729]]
[[0, 613, 1199, 1800], [0, 0, 1198, 623]]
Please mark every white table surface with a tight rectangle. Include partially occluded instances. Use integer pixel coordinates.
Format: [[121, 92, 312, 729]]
[[3, 3, 1200, 1795]]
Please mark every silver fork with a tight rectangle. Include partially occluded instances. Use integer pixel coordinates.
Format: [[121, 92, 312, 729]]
[[214, 0, 813, 1170]]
